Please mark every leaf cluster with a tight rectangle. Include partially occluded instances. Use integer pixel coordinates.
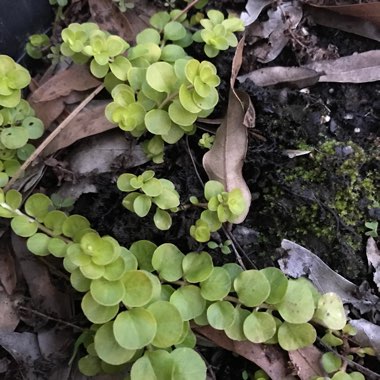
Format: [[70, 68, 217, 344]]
[[0, 55, 31, 108], [117, 170, 180, 230], [193, 10, 245, 58], [0, 188, 351, 379], [0, 89, 44, 187], [190, 180, 246, 242], [26, 34, 51, 59]]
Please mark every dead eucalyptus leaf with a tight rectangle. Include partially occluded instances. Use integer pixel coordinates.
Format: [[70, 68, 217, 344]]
[[306, 1, 380, 27], [203, 90, 253, 224], [195, 326, 293, 380], [279, 240, 380, 314], [288, 346, 323, 380], [366, 237, 380, 292], [306, 5, 380, 42], [248, 2, 303, 63], [349, 319, 380, 357], [241, 0, 273, 26], [238, 66, 320, 88], [30, 65, 100, 103], [89, 0, 152, 43], [0, 291, 19, 333], [0, 239, 17, 295], [304, 50, 380, 83], [43, 100, 115, 156]]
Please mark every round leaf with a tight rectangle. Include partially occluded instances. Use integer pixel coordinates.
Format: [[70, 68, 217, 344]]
[[27, 233, 50, 256], [153, 208, 172, 231], [81, 291, 119, 324], [206, 301, 235, 330], [225, 307, 250, 341], [90, 278, 125, 306], [171, 348, 207, 380], [1, 127, 29, 149], [243, 312, 277, 343], [129, 240, 157, 272], [182, 251, 213, 283], [147, 301, 184, 348], [146, 62, 176, 93], [152, 243, 184, 281], [145, 109, 171, 135], [234, 270, 270, 307], [11, 215, 38, 237], [170, 285, 206, 321], [260, 267, 288, 304], [24, 193, 53, 221], [313, 293, 346, 330], [114, 308, 157, 350], [278, 322, 317, 351], [276, 279, 315, 324], [94, 321, 136, 365], [200, 267, 231, 301]]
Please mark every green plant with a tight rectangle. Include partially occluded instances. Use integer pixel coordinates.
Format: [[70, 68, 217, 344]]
[[192, 10, 245, 58], [0, 187, 350, 379], [0, 88, 44, 186], [0, 55, 31, 108], [25, 34, 51, 59], [190, 180, 246, 242], [58, 9, 241, 162], [207, 239, 232, 254], [113, 0, 134, 12], [117, 170, 180, 230], [198, 132, 214, 149], [365, 221, 378, 238]]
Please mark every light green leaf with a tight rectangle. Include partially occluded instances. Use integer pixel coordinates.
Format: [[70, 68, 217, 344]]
[[313, 293, 346, 330], [131, 350, 173, 380], [170, 285, 206, 321], [171, 348, 207, 380], [90, 278, 125, 306], [207, 301, 235, 330], [27, 233, 50, 256], [200, 267, 231, 301], [146, 62, 176, 93], [11, 215, 38, 237], [152, 243, 184, 281], [260, 267, 288, 304], [109, 56, 132, 81], [278, 322, 317, 351], [133, 194, 152, 217], [145, 109, 172, 135], [243, 312, 277, 343], [94, 321, 136, 365], [224, 307, 250, 341], [1, 127, 29, 149], [182, 251, 213, 283], [81, 291, 119, 324], [129, 240, 157, 272], [321, 352, 342, 374], [114, 308, 157, 350], [153, 208, 172, 231]]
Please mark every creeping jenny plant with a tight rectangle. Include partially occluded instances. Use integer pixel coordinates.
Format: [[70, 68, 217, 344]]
[[0, 188, 349, 379], [0, 2, 368, 378]]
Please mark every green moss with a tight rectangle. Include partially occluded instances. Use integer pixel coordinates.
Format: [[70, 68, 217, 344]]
[[257, 139, 377, 280]]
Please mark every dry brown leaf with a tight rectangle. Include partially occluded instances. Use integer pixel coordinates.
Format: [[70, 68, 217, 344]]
[[288, 346, 323, 379], [30, 65, 101, 102], [88, 0, 153, 43], [305, 50, 380, 83], [0, 239, 17, 295], [306, 5, 380, 42], [238, 66, 320, 88], [366, 237, 380, 292], [28, 98, 66, 130], [203, 36, 253, 223], [306, 1, 380, 27], [43, 100, 115, 156], [203, 89, 253, 223], [195, 326, 292, 380], [11, 234, 71, 319], [0, 291, 19, 333]]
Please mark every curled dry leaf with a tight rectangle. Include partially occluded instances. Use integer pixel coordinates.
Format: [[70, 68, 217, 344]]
[[203, 36, 254, 224], [28, 64, 101, 128], [304, 50, 380, 83], [306, 1, 380, 27], [89, 0, 152, 43], [238, 66, 320, 88], [43, 100, 115, 156], [238, 50, 380, 87], [247, 2, 303, 63], [306, 5, 380, 42], [195, 326, 292, 380], [288, 346, 323, 380], [241, 0, 273, 26], [366, 237, 380, 292]]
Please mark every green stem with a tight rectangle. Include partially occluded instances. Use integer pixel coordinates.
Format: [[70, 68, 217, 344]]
[[0, 201, 71, 243]]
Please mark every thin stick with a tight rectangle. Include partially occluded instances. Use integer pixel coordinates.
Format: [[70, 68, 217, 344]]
[[18, 305, 84, 331], [5, 84, 105, 191], [173, 0, 200, 21]]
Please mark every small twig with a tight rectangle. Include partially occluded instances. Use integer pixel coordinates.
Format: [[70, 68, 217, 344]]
[[173, 0, 200, 21], [17, 305, 84, 331], [5, 84, 105, 191], [185, 135, 204, 187]]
